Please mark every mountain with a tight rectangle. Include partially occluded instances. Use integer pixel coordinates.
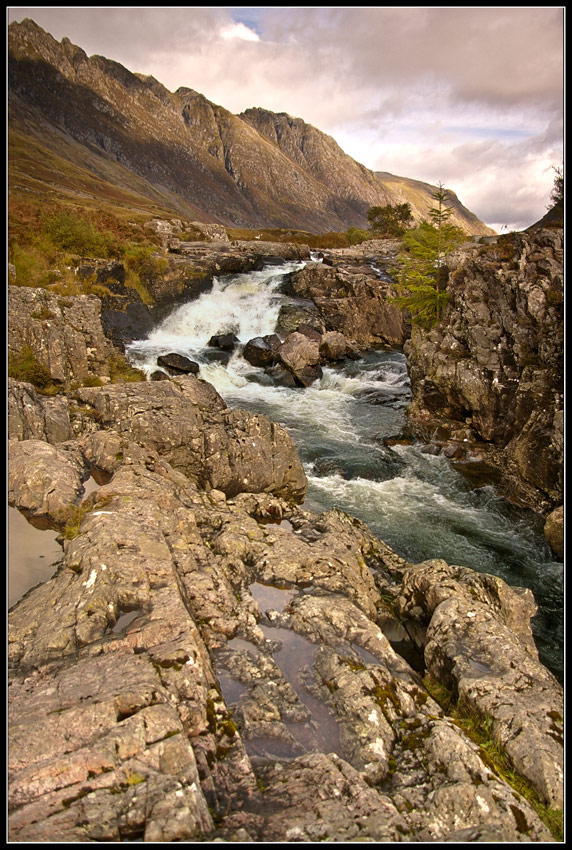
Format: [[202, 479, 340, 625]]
[[8, 19, 495, 235]]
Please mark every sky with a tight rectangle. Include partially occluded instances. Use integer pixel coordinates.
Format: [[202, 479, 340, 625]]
[[7, 6, 564, 232]]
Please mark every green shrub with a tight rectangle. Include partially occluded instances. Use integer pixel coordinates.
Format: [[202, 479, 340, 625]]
[[346, 227, 370, 245], [43, 209, 117, 257], [108, 352, 146, 383], [8, 345, 56, 392]]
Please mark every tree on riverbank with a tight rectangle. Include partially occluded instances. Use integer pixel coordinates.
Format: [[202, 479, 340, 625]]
[[367, 202, 413, 237], [392, 183, 465, 327]]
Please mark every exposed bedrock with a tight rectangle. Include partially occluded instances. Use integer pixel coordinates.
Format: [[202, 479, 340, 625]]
[[7, 231, 563, 840], [284, 262, 407, 349], [8, 389, 563, 840], [403, 228, 563, 522]]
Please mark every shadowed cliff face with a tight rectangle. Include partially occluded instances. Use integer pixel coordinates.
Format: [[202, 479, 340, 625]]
[[8, 18, 493, 234], [404, 228, 563, 511]]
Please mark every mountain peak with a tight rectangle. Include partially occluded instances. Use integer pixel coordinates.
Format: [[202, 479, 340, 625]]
[[8, 18, 494, 235]]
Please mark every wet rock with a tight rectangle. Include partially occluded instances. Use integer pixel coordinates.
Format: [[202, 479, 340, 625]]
[[544, 505, 563, 560], [296, 323, 322, 342], [156, 353, 200, 375], [277, 331, 323, 387], [208, 332, 240, 351], [265, 364, 299, 388], [274, 302, 324, 335], [243, 335, 281, 367], [319, 330, 359, 362]]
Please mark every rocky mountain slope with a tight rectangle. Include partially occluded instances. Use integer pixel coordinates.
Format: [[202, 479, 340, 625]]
[[8, 19, 494, 235]]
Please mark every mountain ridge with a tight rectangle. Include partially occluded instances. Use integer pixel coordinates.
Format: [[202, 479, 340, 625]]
[[8, 18, 495, 235]]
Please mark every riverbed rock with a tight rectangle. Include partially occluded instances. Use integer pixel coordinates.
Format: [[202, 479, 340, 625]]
[[543, 505, 564, 560], [275, 302, 325, 336], [404, 228, 564, 512], [156, 352, 200, 375], [276, 331, 323, 387], [286, 263, 406, 348], [208, 332, 240, 351], [243, 335, 281, 367], [319, 330, 359, 362]]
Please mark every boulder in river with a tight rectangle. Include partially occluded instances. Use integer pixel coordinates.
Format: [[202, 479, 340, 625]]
[[277, 331, 323, 387], [208, 332, 241, 351], [243, 335, 282, 367], [156, 353, 200, 375]]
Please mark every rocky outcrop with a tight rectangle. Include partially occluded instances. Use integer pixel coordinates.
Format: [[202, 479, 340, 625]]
[[8, 286, 113, 389], [8, 424, 562, 840], [71, 376, 307, 502], [285, 262, 407, 348], [403, 228, 563, 515], [8, 378, 74, 443]]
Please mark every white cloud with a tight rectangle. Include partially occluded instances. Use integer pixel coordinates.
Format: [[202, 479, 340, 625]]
[[220, 23, 260, 42]]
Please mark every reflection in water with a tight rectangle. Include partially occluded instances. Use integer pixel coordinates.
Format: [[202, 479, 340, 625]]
[[250, 581, 296, 613], [9, 475, 103, 610], [259, 623, 343, 757], [8, 506, 62, 608]]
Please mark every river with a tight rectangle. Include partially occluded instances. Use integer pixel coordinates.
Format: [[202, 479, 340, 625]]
[[122, 259, 562, 683]]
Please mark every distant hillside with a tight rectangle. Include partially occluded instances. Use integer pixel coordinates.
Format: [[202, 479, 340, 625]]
[[374, 172, 495, 236], [8, 19, 495, 235]]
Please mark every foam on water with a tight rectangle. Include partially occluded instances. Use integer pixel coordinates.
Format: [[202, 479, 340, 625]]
[[127, 262, 305, 375]]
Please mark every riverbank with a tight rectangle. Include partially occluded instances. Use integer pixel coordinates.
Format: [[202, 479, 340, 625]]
[[8, 237, 564, 841]]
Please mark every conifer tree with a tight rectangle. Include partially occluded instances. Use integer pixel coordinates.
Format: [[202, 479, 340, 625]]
[[391, 183, 465, 327]]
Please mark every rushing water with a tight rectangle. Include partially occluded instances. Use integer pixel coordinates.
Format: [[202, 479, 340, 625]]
[[127, 262, 564, 682]]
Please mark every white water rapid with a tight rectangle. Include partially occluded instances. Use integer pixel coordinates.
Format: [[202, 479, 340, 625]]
[[126, 262, 563, 682]]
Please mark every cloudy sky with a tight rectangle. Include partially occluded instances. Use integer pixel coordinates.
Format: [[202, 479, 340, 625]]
[[8, 6, 564, 231]]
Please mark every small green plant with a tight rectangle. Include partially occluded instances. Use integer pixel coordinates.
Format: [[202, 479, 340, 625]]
[[345, 226, 370, 245], [423, 675, 563, 840], [43, 209, 118, 257], [8, 344, 58, 393], [125, 771, 146, 787], [60, 502, 92, 540], [108, 352, 146, 383]]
